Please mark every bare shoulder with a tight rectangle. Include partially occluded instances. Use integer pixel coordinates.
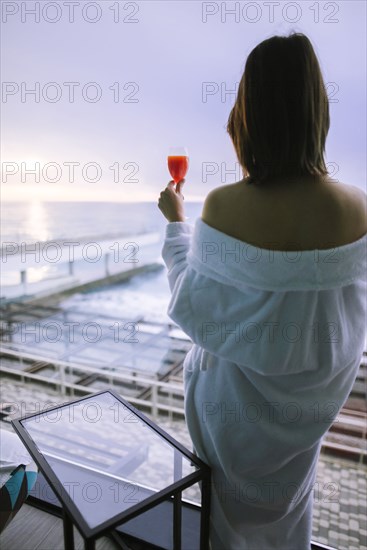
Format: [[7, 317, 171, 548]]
[[329, 180, 366, 202], [201, 180, 247, 226], [201, 177, 366, 249], [325, 181, 367, 237], [203, 181, 241, 203]]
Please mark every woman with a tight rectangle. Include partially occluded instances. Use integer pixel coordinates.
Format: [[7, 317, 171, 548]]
[[158, 33, 366, 550]]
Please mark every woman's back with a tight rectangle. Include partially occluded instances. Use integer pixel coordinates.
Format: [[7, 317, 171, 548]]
[[202, 176, 367, 251]]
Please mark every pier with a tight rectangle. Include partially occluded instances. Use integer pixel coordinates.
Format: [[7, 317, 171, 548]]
[[1, 230, 162, 302]]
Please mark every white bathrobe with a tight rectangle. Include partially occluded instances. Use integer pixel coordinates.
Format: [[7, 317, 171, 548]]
[[162, 218, 366, 550]]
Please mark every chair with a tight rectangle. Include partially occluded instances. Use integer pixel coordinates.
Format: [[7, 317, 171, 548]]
[[0, 428, 38, 533]]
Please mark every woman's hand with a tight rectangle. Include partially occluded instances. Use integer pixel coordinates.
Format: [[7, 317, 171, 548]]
[[158, 179, 186, 222]]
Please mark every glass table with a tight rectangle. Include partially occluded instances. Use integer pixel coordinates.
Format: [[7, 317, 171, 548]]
[[12, 390, 211, 549]]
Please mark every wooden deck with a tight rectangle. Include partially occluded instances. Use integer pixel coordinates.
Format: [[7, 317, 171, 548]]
[[0, 504, 118, 550], [0, 502, 340, 550]]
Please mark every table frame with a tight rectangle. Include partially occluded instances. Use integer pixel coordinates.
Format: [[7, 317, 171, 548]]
[[12, 389, 211, 550]]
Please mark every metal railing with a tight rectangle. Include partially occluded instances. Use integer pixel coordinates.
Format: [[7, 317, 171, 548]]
[[1, 342, 366, 463], [0, 344, 185, 420]]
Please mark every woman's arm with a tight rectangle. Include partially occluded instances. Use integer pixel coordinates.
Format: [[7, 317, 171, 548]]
[[161, 221, 194, 293], [158, 178, 192, 293]]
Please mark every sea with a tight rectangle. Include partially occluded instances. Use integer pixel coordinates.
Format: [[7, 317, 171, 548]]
[[0, 201, 203, 244], [1, 201, 204, 323]]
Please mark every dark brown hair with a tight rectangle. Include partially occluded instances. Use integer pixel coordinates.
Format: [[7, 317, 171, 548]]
[[227, 33, 330, 184]]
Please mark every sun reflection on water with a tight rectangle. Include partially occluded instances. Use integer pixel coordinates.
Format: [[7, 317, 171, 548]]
[[24, 200, 50, 243]]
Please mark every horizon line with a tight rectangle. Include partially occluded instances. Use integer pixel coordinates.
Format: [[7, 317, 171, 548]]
[[1, 197, 205, 204]]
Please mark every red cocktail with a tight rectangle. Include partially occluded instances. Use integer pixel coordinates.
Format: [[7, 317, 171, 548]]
[[168, 147, 189, 184]]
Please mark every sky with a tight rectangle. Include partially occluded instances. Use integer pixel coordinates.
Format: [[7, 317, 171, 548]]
[[1, 0, 366, 202]]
